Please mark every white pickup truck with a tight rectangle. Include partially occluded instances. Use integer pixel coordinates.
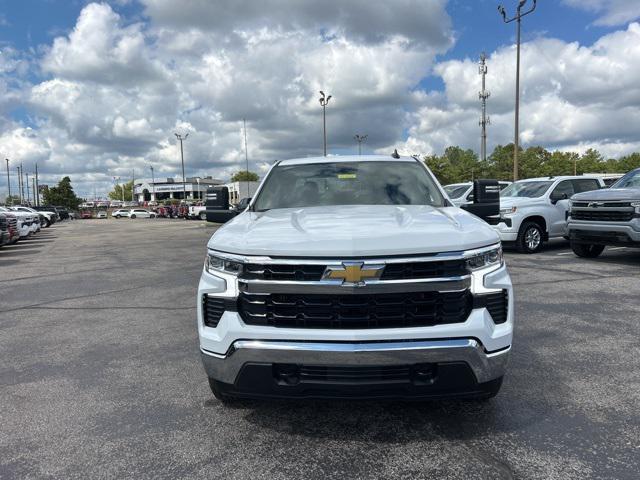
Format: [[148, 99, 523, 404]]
[[197, 155, 513, 402], [493, 176, 605, 253]]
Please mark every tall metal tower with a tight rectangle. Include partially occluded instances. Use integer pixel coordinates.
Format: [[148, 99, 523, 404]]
[[479, 52, 491, 162]]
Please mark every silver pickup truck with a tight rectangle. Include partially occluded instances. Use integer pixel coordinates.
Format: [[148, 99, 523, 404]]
[[568, 168, 640, 257]]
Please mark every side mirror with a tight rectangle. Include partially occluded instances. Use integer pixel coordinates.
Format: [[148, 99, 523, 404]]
[[550, 192, 569, 204], [460, 179, 500, 222]]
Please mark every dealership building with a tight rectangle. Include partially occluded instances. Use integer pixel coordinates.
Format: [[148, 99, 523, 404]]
[[133, 177, 260, 203]]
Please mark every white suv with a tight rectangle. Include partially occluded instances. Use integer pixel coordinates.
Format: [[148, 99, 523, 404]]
[[495, 176, 604, 253], [197, 155, 513, 403], [129, 209, 156, 219]]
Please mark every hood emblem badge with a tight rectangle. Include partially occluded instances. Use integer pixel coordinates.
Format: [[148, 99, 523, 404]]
[[588, 202, 604, 208], [322, 262, 385, 286]]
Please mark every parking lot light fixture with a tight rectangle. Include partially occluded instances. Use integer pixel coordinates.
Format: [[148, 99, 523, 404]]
[[5, 158, 10, 204], [174, 132, 188, 206], [150, 165, 155, 202], [319, 91, 332, 156], [354, 134, 368, 155], [498, 0, 537, 181]]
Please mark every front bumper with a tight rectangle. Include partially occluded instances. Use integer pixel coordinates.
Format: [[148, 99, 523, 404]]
[[569, 221, 640, 245], [492, 219, 518, 242]]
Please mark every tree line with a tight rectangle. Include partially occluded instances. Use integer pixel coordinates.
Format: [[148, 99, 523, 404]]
[[424, 144, 640, 185]]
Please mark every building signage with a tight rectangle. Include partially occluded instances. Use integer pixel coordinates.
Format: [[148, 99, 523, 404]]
[[134, 183, 204, 194]]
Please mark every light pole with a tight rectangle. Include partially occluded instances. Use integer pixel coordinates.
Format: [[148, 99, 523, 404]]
[[150, 165, 155, 203], [498, 0, 537, 181], [243, 118, 249, 199], [174, 133, 188, 204], [16, 166, 22, 204], [319, 91, 332, 156], [196, 177, 200, 201], [5, 159, 10, 204], [354, 134, 367, 155], [20, 162, 25, 203], [35, 162, 39, 206], [26, 171, 30, 204]]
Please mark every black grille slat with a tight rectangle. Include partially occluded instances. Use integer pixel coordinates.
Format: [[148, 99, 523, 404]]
[[474, 291, 508, 324], [299, 365, 412, 383], [239, 290, 473, 329], [242, 259, 468, 282], [571, 210, 634, 222], [202, 296, 236, 328]]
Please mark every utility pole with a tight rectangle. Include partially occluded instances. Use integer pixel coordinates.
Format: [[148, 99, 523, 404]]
[[132, 169, 135, 203], [319, 91, 332, 156], [26, 171, 30, 204], [499, 0, 537, 181], [16, 166, 22, 204], [32, 177, 37, 207], [20, 163, 25, 203], [479, 52, 491, 162], [35, 162, 39, 206], [174, 132, 189, 207], [150, 165, 155, 203], [354, 134, 368, 156], [243, 118, 249, 200], [5, 159, 10, 204]]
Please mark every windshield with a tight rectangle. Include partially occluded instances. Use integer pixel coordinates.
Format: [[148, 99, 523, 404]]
[[611, 170, 640, 189], [444, 185, 470, 198], [253, 161, 445, 211], [501, 181, 553, 198]]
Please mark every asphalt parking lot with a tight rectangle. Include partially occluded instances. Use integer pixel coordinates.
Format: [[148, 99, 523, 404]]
[[1, 220, 639, 479]]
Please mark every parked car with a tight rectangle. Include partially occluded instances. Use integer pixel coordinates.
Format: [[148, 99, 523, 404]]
[[10, 206, 55, 228], [54, 207, 70, 220], [198, 154, 511, 403], [3, 212, 20, 244], [0, 213, 9, 247], [0, 206, 39, 238], [31, 206, 60, 224], [96, 211, 107, 219], [129, 209, 156, 219], [188, 204, 207, 220], [494, 176, 605, 253], [111, 209, 130, 218], [568, 167, 640, 257], [80, 210, 92, 219], [444, 181, 511, 207]]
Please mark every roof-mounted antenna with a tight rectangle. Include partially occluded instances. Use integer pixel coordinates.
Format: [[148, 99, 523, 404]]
[[391, 149, 400, 159]]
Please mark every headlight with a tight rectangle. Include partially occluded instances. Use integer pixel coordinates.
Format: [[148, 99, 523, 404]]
[[500, 206, 517, 216], [204, 252, 244, 275], [466, 245, 503, 271]]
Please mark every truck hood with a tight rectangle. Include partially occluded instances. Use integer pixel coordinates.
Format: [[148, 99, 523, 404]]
[[499, 197, 541, 209], [572, 188, 640, 202], [208, 205, 499, 257]]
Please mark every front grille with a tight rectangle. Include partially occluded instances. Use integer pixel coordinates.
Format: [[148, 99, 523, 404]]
[[474, 291, 508, 324], [571, 210, 634, 222], [238, 290, 473, 329], [202, 296, 233, 328], [7, 217, 17, 231], [572, 201, 632, 208], [0, 216, 6, 231], [241, 259, 468, 282]]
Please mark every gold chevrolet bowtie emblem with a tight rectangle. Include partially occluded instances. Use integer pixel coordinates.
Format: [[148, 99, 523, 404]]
[[322, 262, 385, 285]]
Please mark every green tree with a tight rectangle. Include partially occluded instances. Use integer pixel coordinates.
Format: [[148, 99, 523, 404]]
[[231, 171, 259, 182], [4, 194, 21, 205], [425, 146, 483, 185], [108, 181, 134, 201], [42, 176, 81, 209]]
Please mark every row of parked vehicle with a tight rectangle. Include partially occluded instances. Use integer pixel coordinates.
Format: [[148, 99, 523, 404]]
[[0, 205, 67, 247], [445, 169, 640, 255]]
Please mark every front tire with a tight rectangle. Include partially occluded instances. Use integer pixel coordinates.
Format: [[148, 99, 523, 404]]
[[130, 214, 136, 219], [516, 221, 544, 253], [570, 242, 605, 258], [115, 215, 120, 219], [199, 211, 207, 220]]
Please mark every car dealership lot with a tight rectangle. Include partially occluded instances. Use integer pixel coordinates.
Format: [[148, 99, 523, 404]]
[[1, 221, 638, 480]]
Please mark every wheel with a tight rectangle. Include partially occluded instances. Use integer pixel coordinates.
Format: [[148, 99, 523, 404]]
[[208, 378, 235, 404], [150, 214, 156, 218], [199, 211, 207, 220], [570, 242, 605, 258], [115, 215, 120, 219], [43, 218, 50, 228], [516, 221, 544, 253], [130, 214, 136, 219]]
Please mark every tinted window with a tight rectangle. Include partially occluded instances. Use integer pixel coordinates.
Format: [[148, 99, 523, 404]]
[[611, 170, 640, 188], [551, 180, 575, 199], [253, 161, 445, 211], [501, 181, 553, 198], [444, 185, 470, 198], [572, 179, 601, 193]]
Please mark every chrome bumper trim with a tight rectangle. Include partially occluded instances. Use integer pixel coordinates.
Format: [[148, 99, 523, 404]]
[[238, 277, 471, 294], [201, 339, 509, 385]]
